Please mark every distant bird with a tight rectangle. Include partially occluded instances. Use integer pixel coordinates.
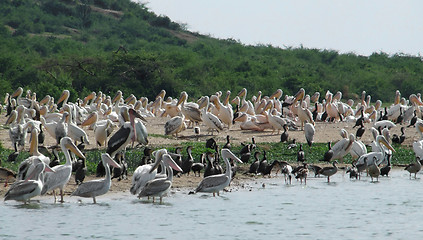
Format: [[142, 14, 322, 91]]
[[205, 137, 217, 149], [396, 107, 404, 124], [308, 164, 322, 177], [407, 110, 417, 127], [297, 144, 305, 163], [368, 157, 381, 182], [295, 163, 308, 184], [248, 151, 261, 174], [280, 124, 289, 142], [405, 157, 421, 179], [319, 160, 338, 182], [0, 167, 16, 187], [223, 135, 231, 150], [287, 139, 297, 150], [304, 122, 315, 147], [181, 146, 194, 175], [280, 164, 293, 184], [355, 121, 365, 139], [257, 151, 268, 174], [346, 166, 358, 179], [380, 153, 392, 177], [392, 127, 405, 144], [240, 144, 252, 163], [353, 108, 364, 128], [191, 153, 205, 177], [320, 142, 333, 162], [74, 159, 86, 185]]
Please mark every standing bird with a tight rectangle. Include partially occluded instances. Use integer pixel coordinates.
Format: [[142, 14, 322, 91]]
[[319, 160, 338, 183], [297, 144, 305, 163], [392, 127, 405, 144], [0, 167, 16, 187], [355, 121, 365, 139], [4, 162, 54, 204], [41, 137, 85, 203], [320, 142, 334, 162], [71, 153, 120, 204], [287, 139, 297, 150], [368, 156, 381, 182], [404, 157, 422, 179], [304, 122, 315, 147], [295, 163, 308, 185], [257, 151, 268, 175], [407, 110, 417, 127], [138, 154, 183, 203], [181, 146, 194, 175], [191, 153, 205, 177], [380, 153, 392, 177], [248, 151, 260, 174], [280, 124, 289, 143], [191, 149, 243, 196], [223, 135, 231, 150]]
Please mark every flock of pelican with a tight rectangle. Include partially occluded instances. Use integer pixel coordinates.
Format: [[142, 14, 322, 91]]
[[1, 86, 423, 204]]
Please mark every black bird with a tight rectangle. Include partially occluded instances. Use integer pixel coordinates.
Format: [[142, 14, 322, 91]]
[[181, 146, 194, 175], [320, 141, 333, 162], [382, 107, 388, 120], [287, 139, 297, 150], [248, 151, 260, 174], [7, 142, 19, 162], [191, 153, 205, 177], [355, 121, 365, 139], [346, 166, 358, 179], [140, 146, 153, 166], [205, 137, 217, 149], [258, 151, 268, 174], [38, 126, 45, 145], [295, 163, 308, 184], [312, 102, 319, 122], [223, 135, 231, 150], [74, 159, 87, 185], [280, 124, 289, 143], [232, 105, 240, 124], [353, 108, 364, 128], [261, 160, 281, 177], [320, 111, 328, 122], [171, 147, 183, 176], [396, 107, 404, 124], [203, 152, 215, 178], [239, 143, 251, 156], [297, 144, 305, 163], [392, 127, 405, 145], [380, 153, 392, 176], [308, 164, 322, 177], [49, 147, 61, 168], [408, 110, 418, 128], [240, 145, 252, 163]]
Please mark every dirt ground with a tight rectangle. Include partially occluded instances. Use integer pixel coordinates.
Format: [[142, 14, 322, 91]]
[[0, 113, 419, 198]]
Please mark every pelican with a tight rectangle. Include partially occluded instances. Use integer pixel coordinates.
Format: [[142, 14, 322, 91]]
[[368, 157, 380, 182], [267, 108, 286, 134], [178, 91, 202, 128], [356, 135, 395, 166], [71, 153, 120, 203], [210, 91, 233, 129], [130, 149, 167, 196], [292, 88, 315, 130], [55, 112, 68, 145], [138, 154, 183, 203], [82, 112, 115, 147], [330, 131, 355, 162], [192, 149, 242, 196], [164, 114, 186, 137], [64, 106, 89, 144], [11, 87, 32, 108], [374, 120, 396, 130], [106, 108, 144, 158], [233, 113, 264, 131], [304, 122, 315, 147], [41, 137, 85, 203], [4, 162, 54, 204], [200, 96, 223, 135]]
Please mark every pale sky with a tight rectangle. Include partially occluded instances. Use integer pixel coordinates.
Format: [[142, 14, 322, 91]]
[[139, 0, 423, 56]]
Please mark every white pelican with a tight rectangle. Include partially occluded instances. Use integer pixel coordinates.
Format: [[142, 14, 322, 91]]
[[233, 113, 265, 131], [106, 108, 144, 158], [374, 120, 396, 130], [131, 149, 178, 196], [210, 91, 233, 129], [292, 88, 314, 130], [82, 112, 115, 147], [41, 137, 85, 203], [267, 108, 286, 134], [330, 132, 355, 162], [64, 105, 89, 144], [11, 87, 32, 108], [4, 162, 54, 204], [236, 88, 255, 115], [6, 110, 32, 152], [356, 135, 395, 166], [71, 153, 120, 203], [200, 96, 223, 135], [138, 154, 183, 203], [178, 91, 202, 128], [349, 138, 367, 160], [164, 114, 186, 137], [134, 119, 148, 146], [412, 140, 423, 159], [40, 115, 58, 141], [192, 149, 242, 196], [304, 122, 315, 147]]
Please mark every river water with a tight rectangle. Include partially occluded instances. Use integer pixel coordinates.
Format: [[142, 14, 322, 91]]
[[1, 169, 422, 240]]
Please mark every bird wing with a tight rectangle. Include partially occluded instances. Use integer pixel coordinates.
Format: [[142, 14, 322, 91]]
[[139, 179, 171, 197], [107, 125, 131, 155], [41, 166, 72, 194], [164, 116, 183, 135], [71, 179, 105, 197], [195, 174, 229, 192], [5, 181, 39, 200]]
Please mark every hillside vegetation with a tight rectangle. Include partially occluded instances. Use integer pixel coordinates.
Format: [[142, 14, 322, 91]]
[[1, 0, 423, 102]]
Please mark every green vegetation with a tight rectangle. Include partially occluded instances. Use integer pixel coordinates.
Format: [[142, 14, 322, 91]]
[[1, 0, 423, 104]]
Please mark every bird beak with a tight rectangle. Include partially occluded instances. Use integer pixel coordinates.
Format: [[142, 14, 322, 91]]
[[81, 112, 96, 126], [222, 149, 243, 164], [103, 153, 120, 168], [57, 91, 68, 104], [163, 154, 183, 172], [44, 164, 55, 173], [293, 88, 305, 103], [129, 109, 147, 122], [66, 141, 85, 159], [379, 137, 396, 153]]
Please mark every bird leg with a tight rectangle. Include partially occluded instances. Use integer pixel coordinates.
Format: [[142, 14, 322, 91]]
[[93, 197, 97, 204], [60, 189, 64, 203]]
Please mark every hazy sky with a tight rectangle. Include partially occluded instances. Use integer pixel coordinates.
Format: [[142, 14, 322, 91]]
[[140, 0, 423, 56]]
